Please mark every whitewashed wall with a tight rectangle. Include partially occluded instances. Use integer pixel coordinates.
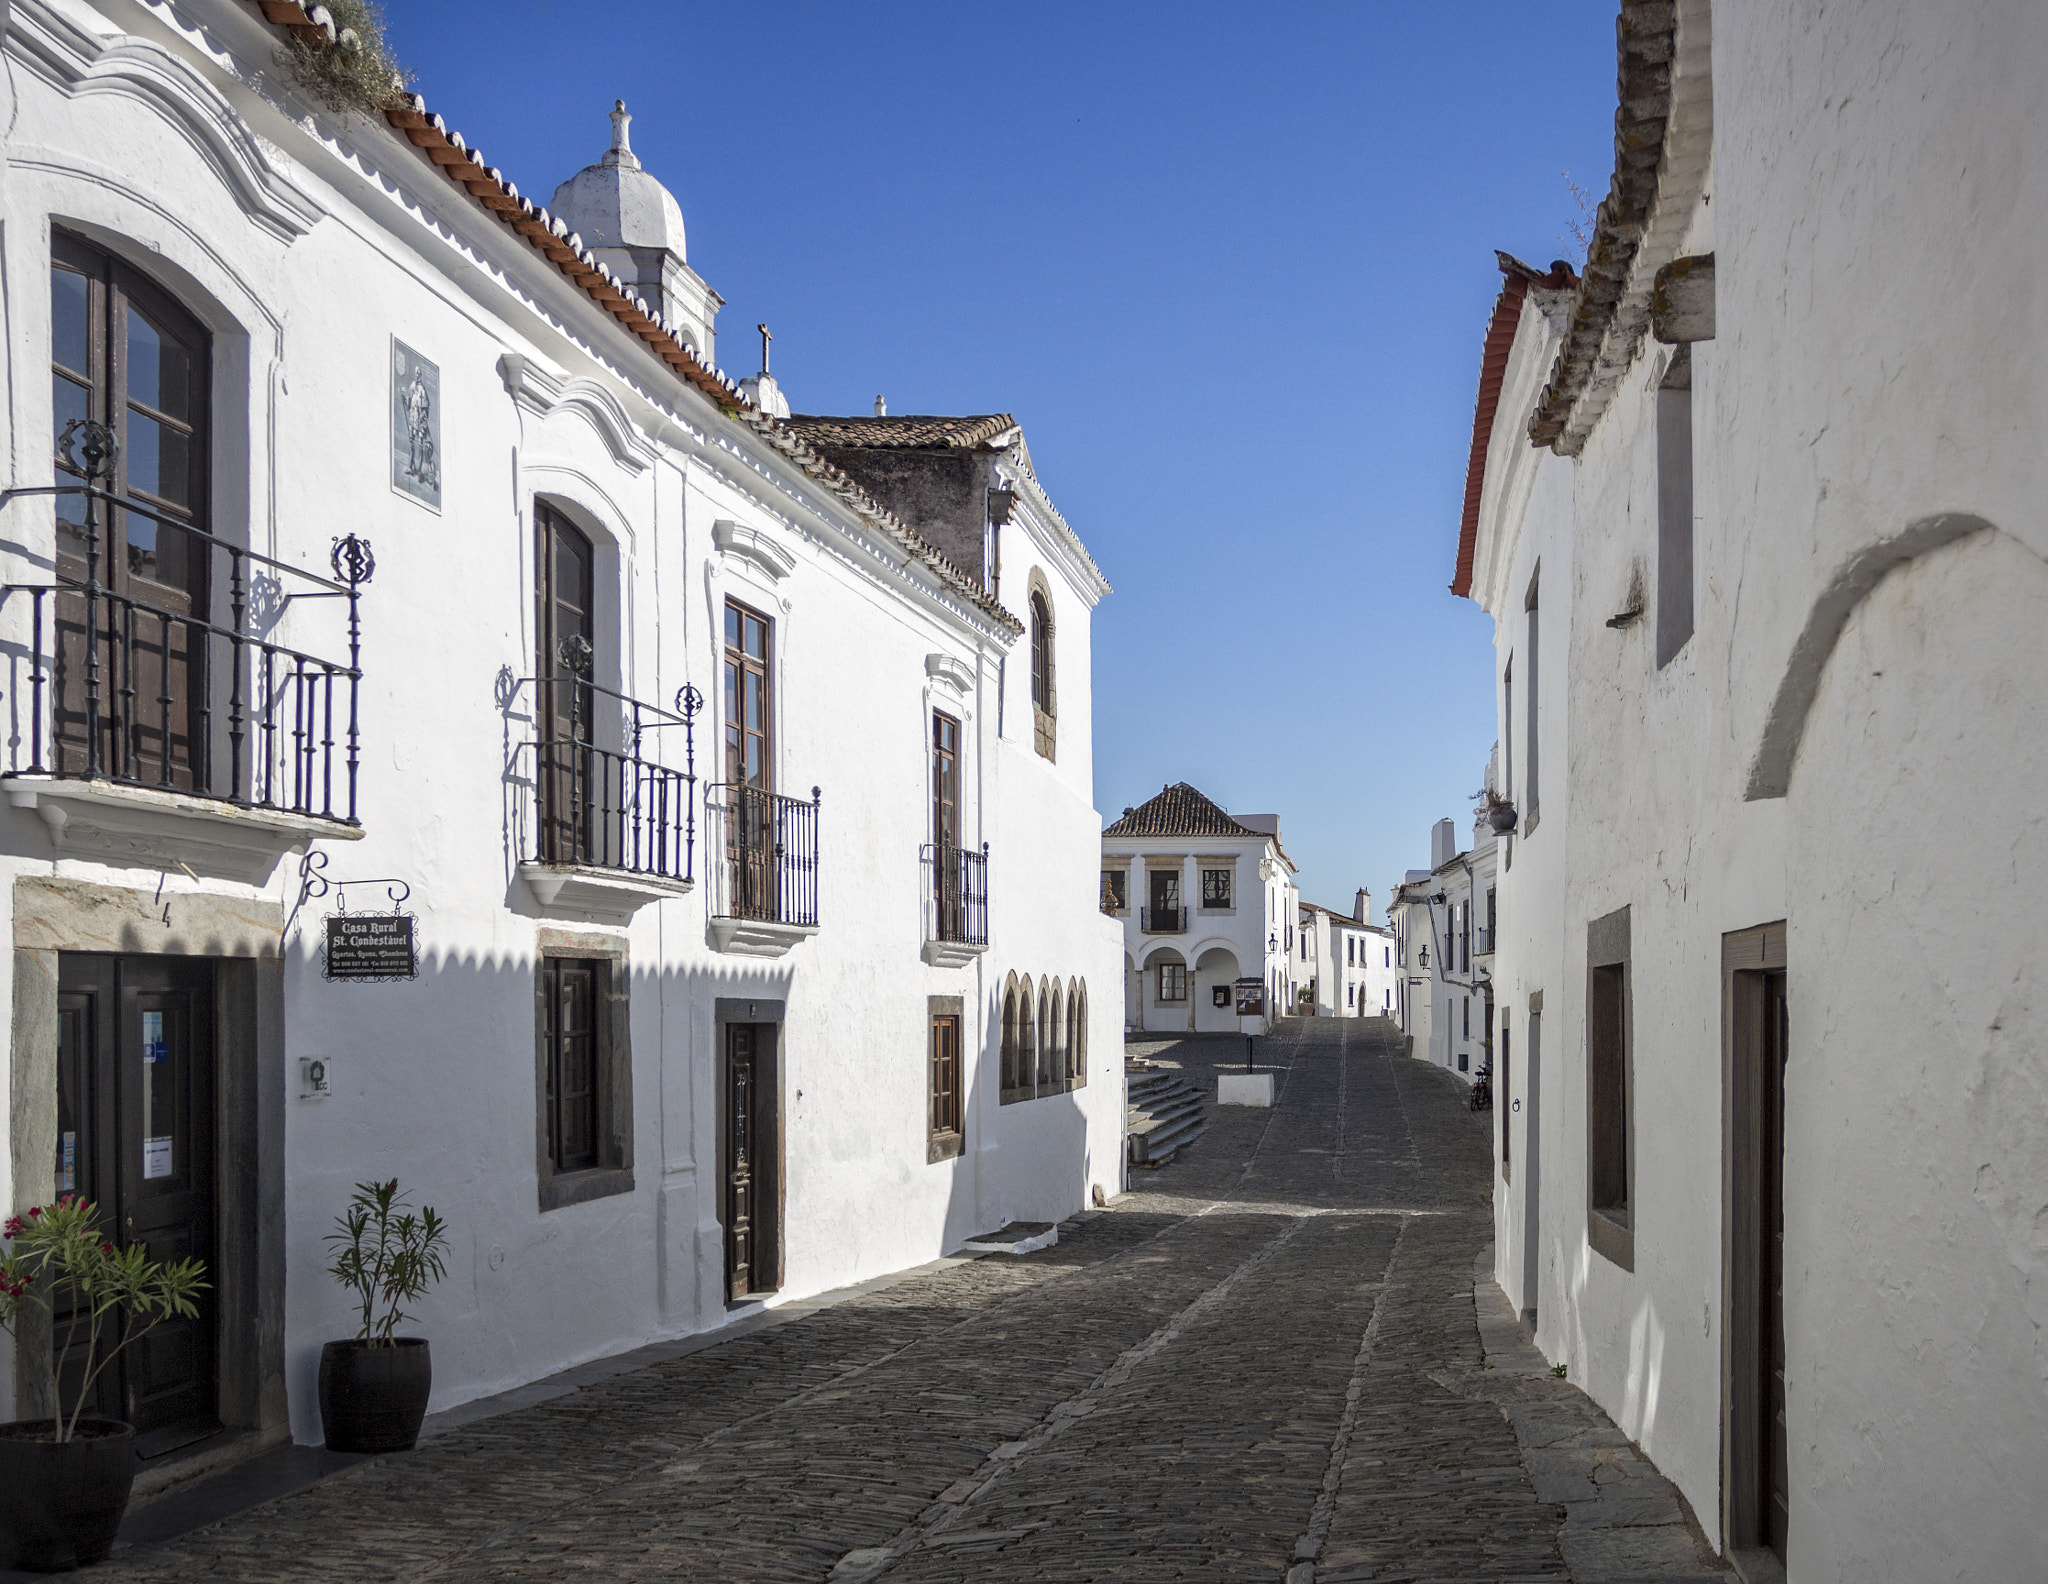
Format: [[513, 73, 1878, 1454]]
[[1470, 3, 2048, 1574]]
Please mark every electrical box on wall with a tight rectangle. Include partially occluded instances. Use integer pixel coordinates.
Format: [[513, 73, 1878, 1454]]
[[299, 1056, 332, 1100]]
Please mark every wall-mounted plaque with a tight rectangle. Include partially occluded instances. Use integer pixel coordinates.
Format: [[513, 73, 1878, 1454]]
[[1234, 978, 1266, 1017], [391, 339, 440, 510], [325, 913, 418, 982]]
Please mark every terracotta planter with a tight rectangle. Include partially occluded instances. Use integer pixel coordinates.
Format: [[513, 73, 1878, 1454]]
[[319, 1337, 432, 1453], [0, 1418, 136, 1572]]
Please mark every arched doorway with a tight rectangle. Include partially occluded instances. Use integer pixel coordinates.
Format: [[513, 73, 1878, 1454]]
[[1193, 946, 1241, 1033]]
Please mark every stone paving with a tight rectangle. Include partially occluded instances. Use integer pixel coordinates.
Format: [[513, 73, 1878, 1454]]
[[93, 1018, 1731, 1583]]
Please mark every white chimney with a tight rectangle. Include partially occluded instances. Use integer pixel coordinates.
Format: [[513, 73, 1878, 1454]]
[[1354, 887, 1370, 925], [874, 395, 887, 417], [1430, 817, 1457, 870]]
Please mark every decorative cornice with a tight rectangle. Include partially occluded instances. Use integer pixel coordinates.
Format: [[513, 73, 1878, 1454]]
[[924, 653, 975, 695], [712, 519, 797, 582], [498, 354, 653, 473], [11, 0, 325, 242]]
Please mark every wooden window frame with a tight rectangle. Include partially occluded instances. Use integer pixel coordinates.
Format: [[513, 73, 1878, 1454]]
[[535, 937, 634, 1211], [1586, 905, 1634, 1269], [1029, 586, 1056, 760], [1101, 868, 1128, 913], [723, 597, 774, 792], [927, 996, 965, 1162], [1199, 866, 1233, 911], [1721, 921, 1789, 1564], [1656, 346, 1695, 669], [1156, 961, 1187, 1003], [1524, 568, 1541, 834]]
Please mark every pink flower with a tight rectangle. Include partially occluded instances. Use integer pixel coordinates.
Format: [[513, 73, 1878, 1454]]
[[100, 1243, 114, 1255], [3, 1217, 20, 1237], [26, 1207, 40, 1218]]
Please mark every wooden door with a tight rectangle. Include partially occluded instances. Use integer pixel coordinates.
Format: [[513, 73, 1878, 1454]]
[[722, 601, 774, 917], [536, 503, 595, 862], [1760, 968, 1790, 1559], [722, 1023, 778, 1300], [932, 712, 959, 934], [55, 955, 217, 1456], [50, 233, 211, 789], [1149, 869, 1179, 926]]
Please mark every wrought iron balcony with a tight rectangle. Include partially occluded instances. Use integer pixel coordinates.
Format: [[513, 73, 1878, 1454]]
[[513, 663, 700, 913], [707, 783, 820, 950], [1, 435, 370, 842], [1141, 906, 1186, 934], [922, 841, 988, 964]]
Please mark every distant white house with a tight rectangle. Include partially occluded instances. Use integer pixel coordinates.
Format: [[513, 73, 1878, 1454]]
[[1299, 893, 1395, 1019], [1102, 784, 1297, 1035], [1388, 807, 1498, 1083]]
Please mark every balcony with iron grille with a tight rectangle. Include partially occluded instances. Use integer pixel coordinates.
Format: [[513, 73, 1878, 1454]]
[[1, 434, 373, 881], [705, 782, 820, 958], [1141, 906, 1187, 934], [921, 841, 988, 967], [513, 649, 701, 924]]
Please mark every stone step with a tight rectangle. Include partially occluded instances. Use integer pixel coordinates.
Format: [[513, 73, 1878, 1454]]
[[1126, 1093, 1205, 1131], [1130, 1117, 1208, 1166]]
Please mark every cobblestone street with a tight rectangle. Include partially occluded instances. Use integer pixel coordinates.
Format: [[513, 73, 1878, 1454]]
[[92, 1020, 1727, 1583]]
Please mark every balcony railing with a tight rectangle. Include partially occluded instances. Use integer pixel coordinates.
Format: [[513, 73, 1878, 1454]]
[[1, 452, 370, 824], [923, 841, 988, 946], [708, 783, 820, 926], [516, 666, 700, 884], [1141, 905, 1186, 934]]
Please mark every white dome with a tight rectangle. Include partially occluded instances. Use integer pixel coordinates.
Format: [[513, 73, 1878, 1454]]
[[549, 102, 686, 263]]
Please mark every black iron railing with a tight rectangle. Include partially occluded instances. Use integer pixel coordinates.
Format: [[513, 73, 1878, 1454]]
[[517, 653, 700, 884], [923, 841, 988, 946], [1, 424, 370, 823], [1141, 906, 1186, 934], [708, 783, 820, 926]]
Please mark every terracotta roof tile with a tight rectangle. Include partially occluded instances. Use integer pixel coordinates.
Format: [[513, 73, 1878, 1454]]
[[1104, 783, 1261, 840], [785, 415, 1019, 450]]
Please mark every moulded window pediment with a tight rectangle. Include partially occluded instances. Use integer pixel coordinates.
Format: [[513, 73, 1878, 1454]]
[[713, 520, 797, 582]]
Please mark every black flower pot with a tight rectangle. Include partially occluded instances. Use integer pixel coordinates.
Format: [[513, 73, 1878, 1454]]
[[319, 1338, 432, 1454], [0, 1418, 136, 1572]]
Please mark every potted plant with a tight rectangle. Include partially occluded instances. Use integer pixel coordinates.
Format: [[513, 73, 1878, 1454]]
[[319, 1179, 449, 1454], [0, 1196, 207, 1572]]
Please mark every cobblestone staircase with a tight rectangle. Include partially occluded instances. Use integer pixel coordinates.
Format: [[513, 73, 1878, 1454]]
[[1125, 1063, 1209, 1167]]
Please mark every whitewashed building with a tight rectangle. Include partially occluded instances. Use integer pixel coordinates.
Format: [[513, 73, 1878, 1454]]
[[1457, 2, 2048, 1577], [1387, 813, 1496, 1083], [1298, 893, 1391, 1019], [0, 0, 1122, 1469], [1101, 784, 1297, 1035]]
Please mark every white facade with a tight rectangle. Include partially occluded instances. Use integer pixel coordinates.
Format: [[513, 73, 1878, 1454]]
[[0, 0, 1121, 1458], [1102, 785, 1297, 1036], [1459, 3, 2048, 1577], [1387, 811, 1496, 1084], [1298, 894, 1390, 1019]]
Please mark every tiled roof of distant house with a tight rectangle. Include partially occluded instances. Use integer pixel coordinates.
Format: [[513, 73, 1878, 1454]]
[[1104, 783, 1262, 840], [785, 415, 1019, 450]]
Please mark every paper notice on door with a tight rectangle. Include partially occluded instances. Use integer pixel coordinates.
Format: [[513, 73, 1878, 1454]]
[[56, 1131, 76, 1194], [144, 1135, 173, 1180]]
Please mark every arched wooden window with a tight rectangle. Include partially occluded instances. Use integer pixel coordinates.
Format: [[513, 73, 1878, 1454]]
[[536, 501, 596, 862], [1029, 586, 1055, 759], [51, 231, 211, 788], [1001, 978, 1020, 1094], [1017, 981, 1036, 1097]]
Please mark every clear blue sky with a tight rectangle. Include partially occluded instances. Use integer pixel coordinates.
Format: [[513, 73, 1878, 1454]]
[[381, 2, 1616, 914]]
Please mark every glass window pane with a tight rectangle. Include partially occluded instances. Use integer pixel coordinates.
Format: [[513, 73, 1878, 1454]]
[[725, 604, 740, 648], [745, 615, 765, 660], [126, 409, 192, 508], [52, 267, 89, 377], [126, 306, 194, 421], [745, 675, 763, 731], [53, 375, 89, 465]]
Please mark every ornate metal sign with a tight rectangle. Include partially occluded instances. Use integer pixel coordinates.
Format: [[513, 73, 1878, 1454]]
[[297, 852, 418, 984], [391, 339, 440, 511]]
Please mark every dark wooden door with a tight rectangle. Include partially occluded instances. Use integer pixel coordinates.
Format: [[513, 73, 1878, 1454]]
[[723, 1022, 778, 1300], [932, 712, 959, 934], [1150, 869, 1179, 925], [1760, 968, 1790, 1559], [536, 502, 595, 862], [50, 233, 211, 790], [722, 601, 774, 917], [55, 955, 217, 1455]]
